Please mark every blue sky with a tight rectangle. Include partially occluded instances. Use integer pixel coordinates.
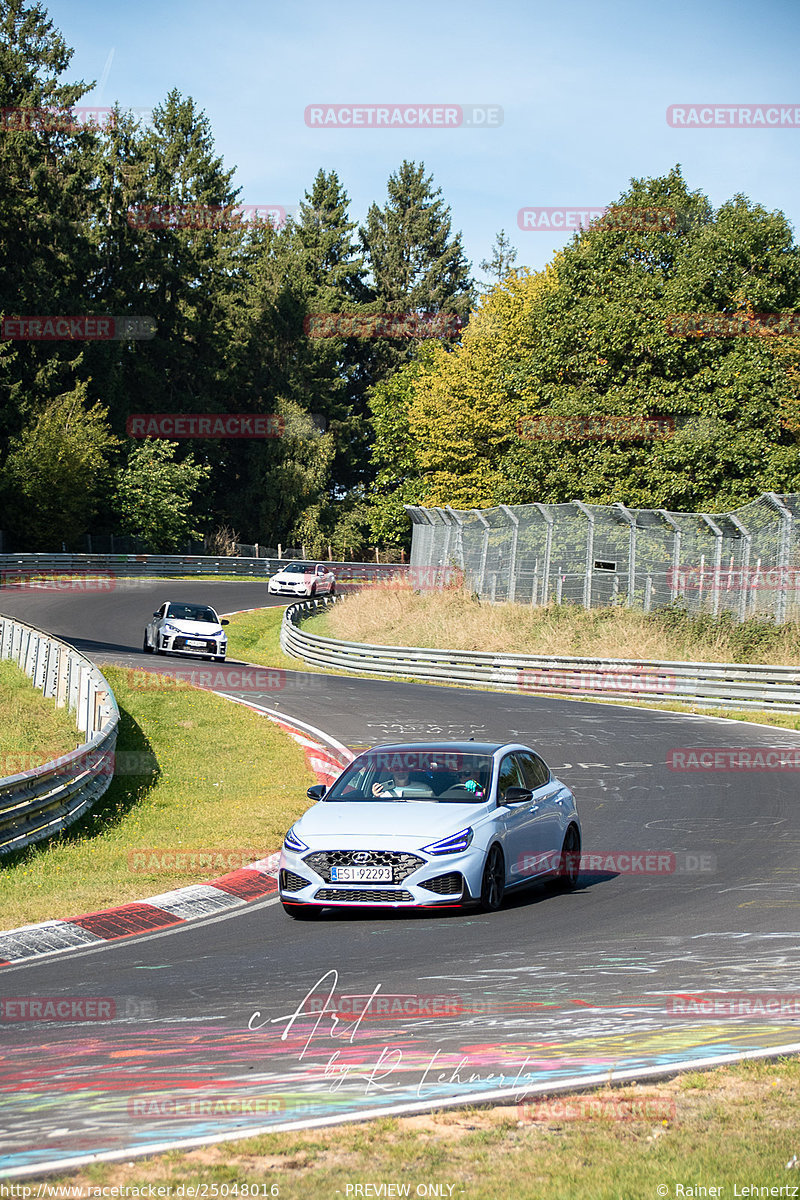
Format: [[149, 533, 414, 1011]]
[[45, 0, 800, 284]]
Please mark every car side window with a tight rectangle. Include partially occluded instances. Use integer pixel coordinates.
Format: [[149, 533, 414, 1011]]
[[159, 604, 167, 617], [497, 754, 524, 800], [517, 752, 550, 790]]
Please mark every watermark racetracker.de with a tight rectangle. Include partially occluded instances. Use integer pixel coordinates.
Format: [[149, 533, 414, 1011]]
[[666, 992, 800, 1018], [668, 564, 800, 592], [667, 103, 800, 127], [518, 1093, 676, 1123], [0, 570, 116, 592], [666, 312, 800, 337], [304, 312, 465, 339], [2, 316, 155, 340], [304, 103, 502, 128], [127, 848, 272, 874], [0, 106, 152, 132], [517, 206, 676, 232], [516, 415, 676, 441], [667, 747, 800, 771], [518, 665, 677, 694], [0, 995, 156, 1020], [127, 204, 292, 231], [511, 850, 716, 879], [126, 414, 284, 438]]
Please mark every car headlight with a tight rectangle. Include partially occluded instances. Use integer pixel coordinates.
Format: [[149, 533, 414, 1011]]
[[163, 623, 180, 634], [284, 825, 308, 853], [422, 827, 474, 855]]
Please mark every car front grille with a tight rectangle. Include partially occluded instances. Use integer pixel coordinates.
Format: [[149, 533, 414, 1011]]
[[303, 850, 426, 885], [419, 872, 464, 896], [314, 888, 414, 904], [173, 637, 217, 653], [280, 869, 309, 893]]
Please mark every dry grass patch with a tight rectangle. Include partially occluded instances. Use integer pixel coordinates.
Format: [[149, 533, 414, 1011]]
[[316, 583, 800, 666]]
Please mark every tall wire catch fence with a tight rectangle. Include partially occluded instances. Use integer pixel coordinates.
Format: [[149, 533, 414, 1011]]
[[406, 493, 800, 623]]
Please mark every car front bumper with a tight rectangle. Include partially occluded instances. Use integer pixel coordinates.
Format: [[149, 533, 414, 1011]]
[[267, 583, 313, 596], [279, 844, 484, 909], [159, 634, 226, 656]]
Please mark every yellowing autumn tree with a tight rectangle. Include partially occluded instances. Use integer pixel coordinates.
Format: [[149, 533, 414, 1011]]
[[406, 264, 559, 507]]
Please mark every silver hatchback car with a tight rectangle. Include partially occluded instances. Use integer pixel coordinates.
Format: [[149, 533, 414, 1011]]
[[279, 741, 581, 918]]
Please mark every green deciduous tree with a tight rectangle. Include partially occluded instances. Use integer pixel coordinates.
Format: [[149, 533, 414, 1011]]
[[112, 439, 211, 551], [388, 168, 800, 514], [0, 381, 119, 548]]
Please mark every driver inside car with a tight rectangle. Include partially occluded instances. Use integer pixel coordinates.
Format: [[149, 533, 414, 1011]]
[[456, 768, 485, 798], [371, 769, 434, 799]]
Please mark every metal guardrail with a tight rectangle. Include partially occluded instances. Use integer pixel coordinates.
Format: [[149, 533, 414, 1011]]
[[0, 615, 119, 855], [281, 597, 800, 713], [0, 553, 408, 581]]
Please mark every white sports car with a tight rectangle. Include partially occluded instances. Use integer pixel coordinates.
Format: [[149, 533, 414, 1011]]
[[279, 741, 581, 917], [143, 600, 229, 661], [267, 562, 336, 598]]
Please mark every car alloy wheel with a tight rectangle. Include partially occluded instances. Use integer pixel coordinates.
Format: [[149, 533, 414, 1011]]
[[479, 844, 505, 912], [554, 824, 581, 891]]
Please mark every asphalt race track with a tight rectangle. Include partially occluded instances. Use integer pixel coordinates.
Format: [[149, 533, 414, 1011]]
[[1, 580, 800, 1176]]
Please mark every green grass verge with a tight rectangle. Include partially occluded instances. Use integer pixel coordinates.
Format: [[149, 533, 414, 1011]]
[[0, 658, 83, 765], [44, 1057, 800, 1195], [0, 664, 315, 928], [224, 606, 301, 671]]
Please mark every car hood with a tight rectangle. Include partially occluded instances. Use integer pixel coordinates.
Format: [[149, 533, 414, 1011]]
[[165, 620, 224, 635], [271, 570, 311, 582], [295, 800, 483, 845]]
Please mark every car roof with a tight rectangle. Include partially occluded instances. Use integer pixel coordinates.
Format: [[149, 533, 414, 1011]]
[[164, 600, 218, 610], [357, 741, 520, 755]]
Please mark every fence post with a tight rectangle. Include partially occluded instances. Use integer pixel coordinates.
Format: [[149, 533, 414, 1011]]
[[534, 503, 554, 605], [614, 501, 637, 605], [500, 505, 519, 602], [437, 507, 454, 569], [445, 507, 465, 575], [701, 514, 724, 617], [573, 500, 595, 609], [765, 493, 793, 624], [474, 511, 490, 595], [657, 509, 682, 603], [727, 512, 751, 622]]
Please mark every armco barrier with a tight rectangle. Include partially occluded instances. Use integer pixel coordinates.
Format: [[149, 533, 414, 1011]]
[[0, 553, 407, 581], [280, 597, 800, 712], [0, 615, 119, 854]]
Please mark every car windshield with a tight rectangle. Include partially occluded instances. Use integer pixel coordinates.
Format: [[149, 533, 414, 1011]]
[[323, 750, 493, 803], [166, 604, 218, 623], [283, 563, 314, 574]]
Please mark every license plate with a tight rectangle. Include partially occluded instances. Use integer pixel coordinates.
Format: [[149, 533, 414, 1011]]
[[331, 866, 392, 883], [187, 639, 206, 647]]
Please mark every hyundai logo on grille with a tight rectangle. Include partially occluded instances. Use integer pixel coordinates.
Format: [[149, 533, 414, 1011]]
[[353, 852, 370, 863]]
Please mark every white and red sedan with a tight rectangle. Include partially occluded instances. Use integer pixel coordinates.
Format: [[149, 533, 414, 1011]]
[[267, 562, 336, 599]]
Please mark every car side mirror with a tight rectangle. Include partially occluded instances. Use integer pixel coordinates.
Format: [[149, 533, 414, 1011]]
[[504, 786, 533, 804], [307, 784, 326, 801], [153, 612, 160, 617], [221, 619, 229, 625]]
